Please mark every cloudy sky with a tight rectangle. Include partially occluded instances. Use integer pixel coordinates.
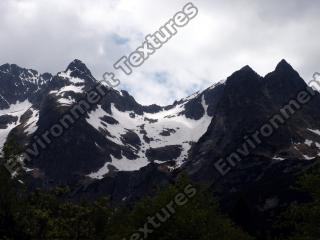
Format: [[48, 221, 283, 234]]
[[0, 0, 319, 105]]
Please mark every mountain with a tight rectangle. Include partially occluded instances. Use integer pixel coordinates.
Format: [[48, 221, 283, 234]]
[[0, 59, 216, 184], [1, 59, 320, 233]]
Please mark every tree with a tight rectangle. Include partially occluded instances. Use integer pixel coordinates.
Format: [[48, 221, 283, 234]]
[[0, 166, 27, 239], [279, 162, 320, 240], [115, 174, 254, 240]]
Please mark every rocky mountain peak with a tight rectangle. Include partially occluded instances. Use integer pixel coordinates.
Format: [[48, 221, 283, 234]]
[[66, 59, 94, 81], [226, 65, 261, 84], [1, 60, 319, 211], [0, 63, 27, 76], [222, 65, 262, 100], [264, 60, 307, 104], [275, 59, 294, 72]]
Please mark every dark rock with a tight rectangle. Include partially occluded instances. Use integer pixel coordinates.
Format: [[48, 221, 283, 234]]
[[100, 115, 119, 125], [146, 145, 182, 162]]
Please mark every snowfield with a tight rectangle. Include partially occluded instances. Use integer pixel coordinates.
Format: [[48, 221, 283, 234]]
[[87, 95, 213, 178], [0, 100, 33, 151]]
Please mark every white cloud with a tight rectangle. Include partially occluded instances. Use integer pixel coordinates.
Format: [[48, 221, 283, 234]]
[[0, 0, 320, 105]]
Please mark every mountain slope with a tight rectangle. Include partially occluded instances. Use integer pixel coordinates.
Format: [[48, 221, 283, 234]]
[[0, 60, 218, 184], [0, 60, 319, 198]]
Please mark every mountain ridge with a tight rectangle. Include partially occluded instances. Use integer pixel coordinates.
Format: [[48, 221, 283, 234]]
[[1, 59, 319, 217], [2, 59, 320, 236]]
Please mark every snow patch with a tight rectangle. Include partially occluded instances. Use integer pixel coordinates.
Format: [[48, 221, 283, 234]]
[[0, 100, 32, 151], [58, 70, 85, 84], [88, 155, 150, 179], [57, 97, 76, 106], [305, 139, 313, 147], [302, 154, 314, 160], [308, 128, 320, 136], [59, 85, 84, 94], [23, 108, 39, 135], [87, 95, 213, 177]]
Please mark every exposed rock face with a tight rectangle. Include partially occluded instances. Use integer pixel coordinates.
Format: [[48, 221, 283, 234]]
[[0, 115, 18, 129], [189, 60, 320, 178], [146, 145, 182, 162], [1, 59, 320, 234]]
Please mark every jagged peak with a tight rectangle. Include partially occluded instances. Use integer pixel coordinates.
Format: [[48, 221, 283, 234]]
[[0, 63, 24, 72], [63, 59, 96, 84], [226, 64, 261, 85], [233, 65, 260, 77], [275, 59, 294, 72], [66, 59, 92, 76], [264, 59, 301, 81], [0, 63, 11, 69], [264, 59, 306, 93], [240, 65, 254, 72], [0, 63, 40, 79]]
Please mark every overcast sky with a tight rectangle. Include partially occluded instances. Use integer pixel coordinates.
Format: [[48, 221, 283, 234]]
[[0, 0, 319, 105]]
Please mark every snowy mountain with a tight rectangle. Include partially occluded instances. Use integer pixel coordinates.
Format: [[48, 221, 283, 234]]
[[0, 60, 219, 182], [1, 59, 320, 214]]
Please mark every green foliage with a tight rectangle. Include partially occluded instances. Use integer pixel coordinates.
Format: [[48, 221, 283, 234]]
[[16, 191, 113, 239], [2, 138, 23, 176], [0, 172, 254, 240], [0, 166, 26, 239], [111, 175, 254, 240], [278, 163, 320, 240], [3, 138, 22, 160]]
